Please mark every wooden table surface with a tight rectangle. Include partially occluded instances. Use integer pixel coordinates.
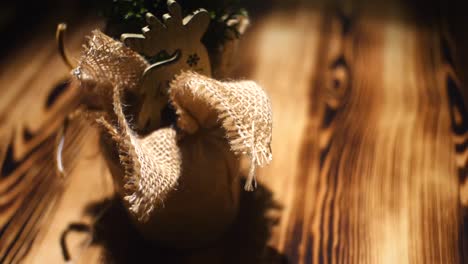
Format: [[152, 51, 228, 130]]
[[0, 0, 467, 263]]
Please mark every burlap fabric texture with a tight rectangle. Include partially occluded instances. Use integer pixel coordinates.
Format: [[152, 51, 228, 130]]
[[73, 30, 273, 222]]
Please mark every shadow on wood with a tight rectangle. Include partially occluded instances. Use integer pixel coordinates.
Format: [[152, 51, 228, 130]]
[[61, 179, 287, 263]]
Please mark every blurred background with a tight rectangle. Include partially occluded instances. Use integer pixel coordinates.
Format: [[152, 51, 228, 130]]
[[0, 0, 467, 263]]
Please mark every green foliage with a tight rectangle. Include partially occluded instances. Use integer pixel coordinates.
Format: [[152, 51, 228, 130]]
[[102, 0, 163, 23]]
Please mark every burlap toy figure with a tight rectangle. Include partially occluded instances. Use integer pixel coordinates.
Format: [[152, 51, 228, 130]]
[[71, 28, 272, 247]]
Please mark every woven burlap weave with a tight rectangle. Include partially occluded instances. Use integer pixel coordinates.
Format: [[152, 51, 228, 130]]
[[170, 72, 273, 191], [73, 30, 272, 222]]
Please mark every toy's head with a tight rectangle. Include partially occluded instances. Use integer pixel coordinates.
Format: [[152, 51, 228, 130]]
[[121, 0, 210, 62]]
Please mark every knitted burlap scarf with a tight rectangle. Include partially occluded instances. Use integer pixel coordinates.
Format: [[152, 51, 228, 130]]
[[73, 30, 272, 223]]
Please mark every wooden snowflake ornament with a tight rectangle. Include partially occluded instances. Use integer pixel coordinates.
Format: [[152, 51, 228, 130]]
[[121, 0, 212, 133]]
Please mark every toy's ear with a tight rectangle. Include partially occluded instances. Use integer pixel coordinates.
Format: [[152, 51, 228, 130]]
[[164, 0, 183, 29], [184, 9, 210, 39], [167, 0, 183, 21], [145, 13, 166, 36]]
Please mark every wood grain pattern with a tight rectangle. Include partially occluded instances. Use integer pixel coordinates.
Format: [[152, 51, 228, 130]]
[[237, 0, 465, 262], [0, 0, 466, 263]]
